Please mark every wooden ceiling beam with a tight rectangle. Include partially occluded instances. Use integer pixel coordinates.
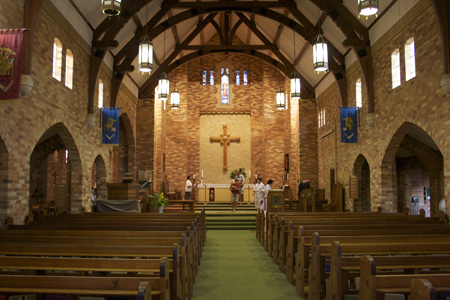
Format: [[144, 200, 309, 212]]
[[182, 45, 271, 51], [140, 49, 293, 98], [236, 12, 314, 98], [431, 0, 450, 74], [197, 0, 205, 45], [229, 18, 244, 45], [170, 1, 294, 9], [133, 13, 143, 28], [246, 0, 258, 45], [139, 13, 218, 96], [168, 10, 183, 57], [269, 8, 290, 57]]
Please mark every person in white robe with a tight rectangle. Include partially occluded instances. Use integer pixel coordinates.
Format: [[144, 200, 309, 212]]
[[262, 179, 273, 213], [253, 178, 265, 211]]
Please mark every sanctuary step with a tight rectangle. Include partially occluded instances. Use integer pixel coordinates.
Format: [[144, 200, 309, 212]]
[[197, 202, 257, 230]]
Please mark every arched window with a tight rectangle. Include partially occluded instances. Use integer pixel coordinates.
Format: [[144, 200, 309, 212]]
[[356, 78, 362, 108], [318, 108, 326, 128], [221, 68, 229, 105], [52, 38, 63, 81], [405, 38, 416, 81], [210, 70, 214, 85], [202, 70, 206, 85], [236, 70, 240, 85], [391, 49, 401, 89], [65, 49, 74, 89], [98, 80, 104, 108]]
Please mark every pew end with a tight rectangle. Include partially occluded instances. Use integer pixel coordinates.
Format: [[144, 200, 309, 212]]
[[410, 279, 437, 300], [138, 282, 152, 300]]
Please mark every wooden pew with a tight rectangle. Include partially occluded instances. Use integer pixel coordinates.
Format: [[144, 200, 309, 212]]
[[0, 243, 183, 300], [0, 276, 154, 300], [271, 215, 443, 265], [360, 256, 450, 300], [329, 246, 450, 299], [289, 224, 450, 290], [410, 279, 450, 300], [309, 241, 450, 300], [0, 257, 169, 300]]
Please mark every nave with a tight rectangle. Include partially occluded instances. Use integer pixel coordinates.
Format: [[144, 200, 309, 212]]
[[191, 230, 299, 300]]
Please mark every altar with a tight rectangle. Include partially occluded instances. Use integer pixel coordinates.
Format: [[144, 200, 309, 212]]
[[199, 183, 255, 203]]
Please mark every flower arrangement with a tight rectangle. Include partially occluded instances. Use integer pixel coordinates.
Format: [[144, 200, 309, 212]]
[[149, 192, 169, 208], [230, 168, 246, 179]]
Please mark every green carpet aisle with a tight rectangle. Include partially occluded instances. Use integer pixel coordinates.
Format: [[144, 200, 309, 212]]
[[192, 230, 301, 300]]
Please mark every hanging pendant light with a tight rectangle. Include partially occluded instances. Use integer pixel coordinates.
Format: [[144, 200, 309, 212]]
[[171, 87, 180, 109], [158, 14, 170, 101], [139, 0, 153, 73], [313, 0, 328, 73], [290, 18, 301, 100], [171, 69, 180, 109], [277, 67, 285, 110], [313, 34, 328, 72], [139, 36, 153, 73], [358, 0, 379, 18], [102, 0, 121, 16]]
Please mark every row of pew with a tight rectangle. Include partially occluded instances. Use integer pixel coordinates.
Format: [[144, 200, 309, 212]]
[[0, 210, 206, 300], [255, 210, 450, 299]]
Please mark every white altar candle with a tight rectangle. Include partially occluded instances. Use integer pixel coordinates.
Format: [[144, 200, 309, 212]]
[[255, 174, 257, 179], [249, 170, 251, 178], [202, 170, 204, 178], [287, 174, 289, 179], [193, 174, 195, 179]]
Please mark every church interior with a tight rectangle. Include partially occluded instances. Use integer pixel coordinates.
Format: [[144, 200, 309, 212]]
[[1, 0, 450, 299]]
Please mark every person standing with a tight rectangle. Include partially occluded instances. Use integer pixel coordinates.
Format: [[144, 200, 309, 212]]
[[235, 170, 245, 205], [262, 179, 273, 213], [185, 175, 195, 200], [229, 179, 240, 212], [253, 178, 265, 211]]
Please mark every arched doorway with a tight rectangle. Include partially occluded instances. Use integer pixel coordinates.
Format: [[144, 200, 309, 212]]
[[0, 135, 8, 226], [380, 122, 443, 216], [91, 155, 107, 211], [29, 123, 82, 214], [353, 154, 370, 212], [114, 113, 135, 183]]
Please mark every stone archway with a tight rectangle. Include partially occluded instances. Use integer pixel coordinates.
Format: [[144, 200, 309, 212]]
[[380, 122, 443, 216], [0, 135, 8, 226], [91, 155, 107, 212], [353, 154, 370, 212], [29, 123, 82, 213], [117, 113, 135, 183]]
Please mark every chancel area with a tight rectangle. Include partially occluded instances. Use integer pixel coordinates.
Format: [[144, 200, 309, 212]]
[[1, 0, 450, 299]]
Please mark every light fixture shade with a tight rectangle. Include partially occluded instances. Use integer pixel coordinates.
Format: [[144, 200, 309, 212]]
[[102, 0, 121, 16], [171, 88, 180, 109], [313, 34, 328, 72], [290, 72, 301, 99], [358, 0, 379, 16], [276, 90, 285, 110], [158, 72, 170, 100], [139, 35, 153, 73]]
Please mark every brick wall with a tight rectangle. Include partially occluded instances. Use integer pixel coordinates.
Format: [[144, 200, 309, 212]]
[[149, 52, 305, 200], [316, 5, 448, 215], [0, 1, 137, 225]]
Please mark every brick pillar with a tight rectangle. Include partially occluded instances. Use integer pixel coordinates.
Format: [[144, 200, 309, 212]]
[[429, 171, 442, 217]]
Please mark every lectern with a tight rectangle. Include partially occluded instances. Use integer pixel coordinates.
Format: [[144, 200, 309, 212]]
[[267, 189, 285, 212]]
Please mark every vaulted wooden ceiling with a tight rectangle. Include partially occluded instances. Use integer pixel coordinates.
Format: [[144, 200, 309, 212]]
[[49, 0, 407, 110]]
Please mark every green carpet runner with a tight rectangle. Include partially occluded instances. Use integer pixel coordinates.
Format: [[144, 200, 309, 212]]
[[192, 230, 301, 300], [197, 202, 257, 230]]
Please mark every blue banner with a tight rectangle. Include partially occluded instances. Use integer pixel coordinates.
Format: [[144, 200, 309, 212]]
[[340, 106, 358, 143], [102, 108, 120, 144]]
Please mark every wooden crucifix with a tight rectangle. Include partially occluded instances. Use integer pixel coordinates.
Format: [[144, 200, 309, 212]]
[[210, 124, 240, 170]]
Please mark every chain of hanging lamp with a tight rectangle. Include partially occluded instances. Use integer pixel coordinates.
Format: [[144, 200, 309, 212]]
[[158, 13, 170, 101], [139, 0, 153, 73], [313, 0, 328, 73], [290, 14, 301, 100]]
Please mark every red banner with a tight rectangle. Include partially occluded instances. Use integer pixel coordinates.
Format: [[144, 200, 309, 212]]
[[0, 30, 23, 100]]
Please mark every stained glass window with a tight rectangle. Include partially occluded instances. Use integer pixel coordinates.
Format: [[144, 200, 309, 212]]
[[210, 70, 214, 85], [221, 68, 229, 105], [202, 70, 206, 85], [65, 150, 69, 164], [243, 70, 248, 85], [236, 70, 240, 85]]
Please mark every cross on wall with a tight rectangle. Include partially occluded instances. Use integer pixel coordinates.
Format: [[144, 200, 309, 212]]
[[210, 124, 240, 171]]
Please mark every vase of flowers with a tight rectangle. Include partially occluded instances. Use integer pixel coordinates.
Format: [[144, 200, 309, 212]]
[[149, 192, 169, 213]]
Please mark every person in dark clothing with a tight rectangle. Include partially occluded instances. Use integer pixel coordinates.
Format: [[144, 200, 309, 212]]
[[298, 180, 310, 197]]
